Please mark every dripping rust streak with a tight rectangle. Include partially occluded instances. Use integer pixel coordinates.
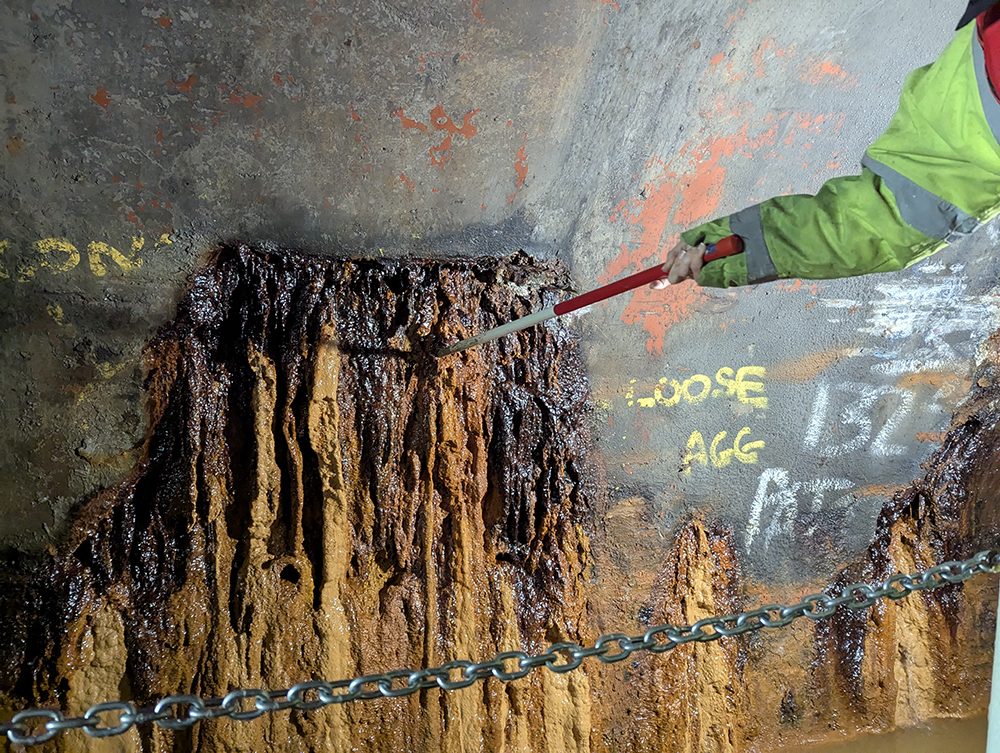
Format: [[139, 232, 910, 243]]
[[0, 244, 601, 752]]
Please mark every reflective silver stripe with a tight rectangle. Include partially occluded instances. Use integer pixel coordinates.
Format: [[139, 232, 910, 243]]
[[729, 204, 778, 284], [973, 28, 1000, 145], [861, 156, 980, 241]]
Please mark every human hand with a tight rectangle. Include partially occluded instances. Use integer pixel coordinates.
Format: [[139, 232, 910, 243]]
[[649, 241, 704, 289]]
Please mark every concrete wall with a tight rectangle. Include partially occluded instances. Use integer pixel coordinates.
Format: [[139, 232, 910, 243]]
[[1, 0, 994, 591]]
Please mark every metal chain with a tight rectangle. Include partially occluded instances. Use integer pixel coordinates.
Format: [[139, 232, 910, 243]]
[[5, 549, 1000, 746]]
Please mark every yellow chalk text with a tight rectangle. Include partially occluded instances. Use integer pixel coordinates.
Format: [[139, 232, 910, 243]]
[[627, 366, 768, 410]]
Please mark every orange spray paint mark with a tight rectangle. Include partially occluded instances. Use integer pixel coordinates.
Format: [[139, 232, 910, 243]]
[[672, 127, 750, 226], [91, 88, 110, 108], [709, 52, 725, 71], [167, 75, 197, 93], [273, 74, 283, 86], [350, 105, 361, 121], [392, 108, 428, 133], [429, 104, 479, 138], [752, 38, 775, 79], [800, 59, 857, 87], [394, 105, 479, 167], [397, 174, 415, 191], [155, 128, 163, 142], [155, 16, 171, 28], [508, 133, 528, 202], [471, 0, 486, 22], [227, 92, 262, 109]]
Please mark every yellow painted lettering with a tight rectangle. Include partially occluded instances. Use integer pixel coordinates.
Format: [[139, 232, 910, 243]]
[[714, 366, 735, 398], [709, 431, 733, 468], [733, 427, 765, 464], [626, 378, 636, 406], [655, 377, 681, 407], [0, 239, 9, 280], [46, 304, 65, 325], [682, 431, 709, 474], [735, 366, 767, 408], [88, 241, 141, 276], [36, 238, 79, 274], [681, 374, 712, 404]]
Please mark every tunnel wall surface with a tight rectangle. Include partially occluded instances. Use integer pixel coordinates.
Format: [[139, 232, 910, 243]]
[[2, 0, 1000, 749]]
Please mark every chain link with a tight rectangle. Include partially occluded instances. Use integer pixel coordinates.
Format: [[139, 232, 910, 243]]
[[6, 548, 999, 746]]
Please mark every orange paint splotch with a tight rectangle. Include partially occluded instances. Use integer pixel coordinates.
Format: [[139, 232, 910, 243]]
[[751, 38, 775, 78], [800, 58, 857, 87], [429, 134, 453, 167], [167, 75, 197, 93], [349, 105, 361, 121], [155, 128, 163, 142], [228, 91, 262, 109], [783, 111, 827, 146], [429, 103, 480, 138], [507, 132, 528, 202], [154, 16, 171, 28], [471, 0, 486, 22], [254, 129, 260, 140], [709, 52, 725, 71], [273, 74, 283, 86], [673, 125, 750, 226], [725, 9, 745, 27], [618, 265, 705, 354], [392, 107, 428, 133], [397, 173, 415, 191], [126, 211, 141, 227], [112, 174, 120, 183], [91, 88, 110, 108], [481, 203, 486, 209]]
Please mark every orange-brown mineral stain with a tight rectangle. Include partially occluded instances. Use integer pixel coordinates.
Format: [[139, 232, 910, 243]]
[[507, 133, 528, 202], [768, 347, 858, 382], [91, 88, 111, 108], [154, 16, 171, 28]]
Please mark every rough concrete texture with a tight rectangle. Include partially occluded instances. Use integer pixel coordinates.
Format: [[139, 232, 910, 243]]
[[2, 0, 1000, 749]]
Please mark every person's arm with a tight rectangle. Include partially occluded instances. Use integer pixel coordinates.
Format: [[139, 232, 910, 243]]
[[680, 167, 945, 289], [653, 19, 1000, 290]]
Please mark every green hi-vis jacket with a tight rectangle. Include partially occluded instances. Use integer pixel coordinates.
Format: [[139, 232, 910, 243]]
[[684, 22, 1000, 288]]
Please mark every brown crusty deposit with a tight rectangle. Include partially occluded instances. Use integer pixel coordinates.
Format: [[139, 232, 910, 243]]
[[0, 244, 998, 752]]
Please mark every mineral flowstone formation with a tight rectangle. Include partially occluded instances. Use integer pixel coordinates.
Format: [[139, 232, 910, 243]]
[[0, 245, 996, 752]]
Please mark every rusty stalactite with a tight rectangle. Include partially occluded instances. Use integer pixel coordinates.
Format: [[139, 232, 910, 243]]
[[0, 244, 601, 751]]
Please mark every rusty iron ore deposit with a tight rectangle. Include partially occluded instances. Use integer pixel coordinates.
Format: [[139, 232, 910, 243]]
[[0, 246, 996, 751]]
